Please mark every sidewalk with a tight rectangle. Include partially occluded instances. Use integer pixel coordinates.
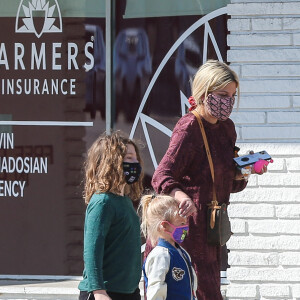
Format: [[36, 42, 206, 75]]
[[0, 277, 226, 299], [0, 278, 80, 300]]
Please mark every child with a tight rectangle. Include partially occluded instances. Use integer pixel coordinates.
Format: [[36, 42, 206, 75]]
[[78, 132, 143, 300], [140, 194, 197, 300]]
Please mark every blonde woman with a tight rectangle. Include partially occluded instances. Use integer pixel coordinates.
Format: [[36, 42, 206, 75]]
[[78, 132, 143, 300], [151, 60, 267, 299], [140, 194, 197, 300]]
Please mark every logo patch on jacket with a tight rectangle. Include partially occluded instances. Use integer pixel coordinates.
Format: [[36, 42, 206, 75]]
[[172, 267, 185, 281]]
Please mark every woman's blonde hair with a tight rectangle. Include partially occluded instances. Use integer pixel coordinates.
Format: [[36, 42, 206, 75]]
[[139, 194, 180, 246], [192, 60, 240, 107], [83, 131, 143, 204]]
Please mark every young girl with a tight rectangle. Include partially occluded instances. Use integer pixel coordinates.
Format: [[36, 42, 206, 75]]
[[140, 194, 197, 300], [78, 132, 143, 300]]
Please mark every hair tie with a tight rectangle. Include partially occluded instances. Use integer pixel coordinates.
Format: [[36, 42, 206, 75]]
[[188, 96, 197, 111]]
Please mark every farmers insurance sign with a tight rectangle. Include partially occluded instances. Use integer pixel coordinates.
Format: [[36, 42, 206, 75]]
[[0, 0, 95, 198], [0, 0, 95, 96]]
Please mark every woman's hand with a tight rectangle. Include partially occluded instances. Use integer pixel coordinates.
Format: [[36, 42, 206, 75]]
[[93, 290, 112, 300], [170, 188, 197, 217], [179, 198, 197, 217]]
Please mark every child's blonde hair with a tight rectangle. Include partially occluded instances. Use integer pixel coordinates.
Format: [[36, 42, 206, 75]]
[[140, 194, 180, 246], [192, 60, 240, 107], [84, 131, 143, 204]]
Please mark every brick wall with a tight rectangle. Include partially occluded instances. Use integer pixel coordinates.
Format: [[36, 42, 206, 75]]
[[226, 1, 300, 299]]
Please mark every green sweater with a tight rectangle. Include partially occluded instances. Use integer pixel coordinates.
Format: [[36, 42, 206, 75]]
[[78, 192, 141, 293]]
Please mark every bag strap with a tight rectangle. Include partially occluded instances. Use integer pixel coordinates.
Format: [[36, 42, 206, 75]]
[[191, 109, 220, 229]]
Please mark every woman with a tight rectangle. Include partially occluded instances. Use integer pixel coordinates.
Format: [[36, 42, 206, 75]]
[[78, 132, 143, 300], [151, 60, 266, 299]]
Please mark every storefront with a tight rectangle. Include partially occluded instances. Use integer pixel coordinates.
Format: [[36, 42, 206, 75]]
[[0, 0, 229, 276]]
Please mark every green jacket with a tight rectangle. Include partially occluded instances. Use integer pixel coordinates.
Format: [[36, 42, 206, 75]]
[[78, 192, 141, 293]]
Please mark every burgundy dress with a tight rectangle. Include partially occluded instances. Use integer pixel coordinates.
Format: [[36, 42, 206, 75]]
[[151, 112, 247, 300]]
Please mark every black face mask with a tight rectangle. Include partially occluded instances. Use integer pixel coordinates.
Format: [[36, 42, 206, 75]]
[[123, 162, 141, 185]]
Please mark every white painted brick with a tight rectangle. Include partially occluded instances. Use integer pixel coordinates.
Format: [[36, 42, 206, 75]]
[[259, 285, 290, 298], [252, 18, 282, 31], [230, 65, 241, 77], [293, 96, 300, 107], [236, 143, 300, 156], [292, 284, 300, 297], [257, 173, 300, 186], [286, 157, 300, 171], [293, 33, 300, 45], [226, 284, 257, 298], [234, 95, 290, 109], [228, 49, 300, 63], [228, 204, 275, 218], [228, 33, 291, 47], [230, 187, 300, 203], [279, 252, 300, 266], [242, 127, 300, 140], [267, 158, 284, 171], [227, 236, 300, 251], [228, 267, 300, 282], [229, 252, 279, 266], [239, 79, 300, 93], [228, 3, 300, 16], [228, 18, 251, 32], [231, 219, 247, 234], [231, 112, 265, 124], [248, 220, 300, 234], [276, 204, 300, 218], [283, 17, 300, 30], [268, 112, 300, 124], [242, 64, 300, 78]]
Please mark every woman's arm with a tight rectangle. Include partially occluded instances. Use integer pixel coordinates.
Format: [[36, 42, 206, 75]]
[[152, 117, 198, 217]]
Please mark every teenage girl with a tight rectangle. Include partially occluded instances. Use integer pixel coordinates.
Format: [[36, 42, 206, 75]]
[[78, 132, 143, 300]]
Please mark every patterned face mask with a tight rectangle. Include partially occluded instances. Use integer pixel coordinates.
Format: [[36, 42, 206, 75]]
[[163, 221, 189, 244], [204, 93, 235, 121]]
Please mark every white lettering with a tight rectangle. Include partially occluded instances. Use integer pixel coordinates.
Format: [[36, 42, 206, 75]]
[[0, 43, 9, 70], [0, 133, 14, 149], [52, 43, 62, 70], [33, 79, 40, 94], [31, 43, 46, 70], [15, 43, 25, 70], [0, 180, 26, 198], [84, 41, 94, 72], [68, 43, 79, 70], [70, 79, 76, 95], [61, 79, 67, 95]]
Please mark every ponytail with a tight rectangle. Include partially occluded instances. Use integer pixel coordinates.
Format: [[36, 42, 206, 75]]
[[139, 194, 179, 246]]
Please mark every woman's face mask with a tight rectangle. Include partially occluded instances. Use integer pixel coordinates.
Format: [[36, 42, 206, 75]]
[[163, 221, 189, 244], [204, 93, 235, 121]]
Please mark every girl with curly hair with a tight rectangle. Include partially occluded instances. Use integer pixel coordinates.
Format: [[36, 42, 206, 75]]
[[78, 131, 143, 300]]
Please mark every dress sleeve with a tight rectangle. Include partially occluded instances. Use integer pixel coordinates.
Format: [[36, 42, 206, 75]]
[[152, 116, 198, 194], [231, 179, 247, 193], [145, 247, 170, 300], [84, 195, 115, 292]]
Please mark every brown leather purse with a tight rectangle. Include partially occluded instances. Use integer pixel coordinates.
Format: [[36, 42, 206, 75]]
[[192, 110, 233, 246]]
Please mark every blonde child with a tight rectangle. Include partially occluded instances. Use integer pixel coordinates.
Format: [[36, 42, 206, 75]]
[[140, 194, 197, 300]]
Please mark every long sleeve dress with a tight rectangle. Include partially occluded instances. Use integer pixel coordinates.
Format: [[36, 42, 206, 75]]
[[151, 112, 247, 300]]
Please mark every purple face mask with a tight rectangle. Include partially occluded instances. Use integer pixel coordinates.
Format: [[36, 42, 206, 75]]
[[205, 93, 235, 121], [164, 221, 189, 244]]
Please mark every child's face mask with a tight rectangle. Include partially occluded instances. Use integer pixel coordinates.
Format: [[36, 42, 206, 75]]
[[163, 221, 189, 244], [123, 162, 141, 184]]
